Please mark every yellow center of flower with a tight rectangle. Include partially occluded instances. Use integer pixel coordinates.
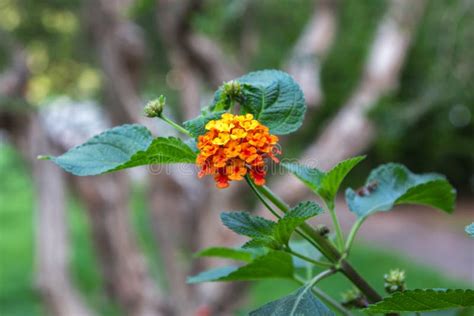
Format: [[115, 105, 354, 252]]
[[196, 113, 280, 188]]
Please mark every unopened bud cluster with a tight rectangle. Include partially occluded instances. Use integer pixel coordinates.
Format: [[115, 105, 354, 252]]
[[222, 80, 242, 100], [341, 288, 367, 309], [384, 269, 406, 294], [144, 95, 166, 118]]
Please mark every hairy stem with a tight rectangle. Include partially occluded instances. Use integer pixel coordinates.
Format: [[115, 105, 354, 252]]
[[256, 184, 383, 304], [159, 114, 192, 137], [327, 201, 345, 251], [285, 247, 333, 269], [344, 217, 366, 255]]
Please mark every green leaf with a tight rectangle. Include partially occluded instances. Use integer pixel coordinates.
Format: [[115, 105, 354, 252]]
[[237, 70, 306, 135], [187, 266, 238, 284], [273, 201, 324, 245], [465, 223, 474, 238], [282, 156, 365, 206], [345, 163, 456, 218], [364, 289, 474, 313], [242, 237, 280, 250], [194, 247, 254, 262], [187, 251, 294, 284], [46, 124, 196, 176], [183, 111, 225, 137], [117, 137, 197, 168], [221, 212, 275, 238], [250, 286, 335, 316]]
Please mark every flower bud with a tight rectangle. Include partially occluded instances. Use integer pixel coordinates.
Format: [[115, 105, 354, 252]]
[[341, 288, 367, 309], [384, 269, 406, 294], [223, 80, 242, 100], [144, 95, 166, 118]]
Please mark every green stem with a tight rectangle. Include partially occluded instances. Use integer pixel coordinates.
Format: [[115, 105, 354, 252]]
[[285, 247, 333, 269], [344, 217, 366, 255], [257, 185, 340, 261], [307, 269, 336, 287], [246, 176, 325, 252], [327, 201, 345, 251], [159, 114, 192, 137], [255, 184, 384, 304], [245, 176, 281, 220], [294, 274, 352, 316]]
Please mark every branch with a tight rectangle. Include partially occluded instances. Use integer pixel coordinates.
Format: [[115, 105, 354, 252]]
[[286, 0, 339, 108], [156, 0, 241, 87], [0, 40, 94, 316]]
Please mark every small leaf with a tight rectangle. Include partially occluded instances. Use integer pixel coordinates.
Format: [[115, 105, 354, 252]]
[[273, 201, 324, 245], [46, 124, 197, 176], [183, 111, 225, 137], [364, 289, 474, 313], [187, 251, 294, 283], [242, 237, 280, 250], [345, 163, 456, 217], [237, 70, 306, 135], [282, 156, 365, 206], [319, 156, 366, 206], [221, 212, 275, 238], [465, 223, 474, 238], [194, 247, 254, 262], [250, 286, 335, 316]]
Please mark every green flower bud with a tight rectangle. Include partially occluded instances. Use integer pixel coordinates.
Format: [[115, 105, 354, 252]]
[[341, 288, 367, 309], [144, 95, 166, 118], [223, 80, 242, 99], [384, 269, 406, 294]]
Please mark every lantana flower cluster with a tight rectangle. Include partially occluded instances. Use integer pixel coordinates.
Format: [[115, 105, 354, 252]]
[[196, 113, 280, 188]]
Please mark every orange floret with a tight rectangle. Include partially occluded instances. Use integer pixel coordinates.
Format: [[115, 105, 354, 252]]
[[196, 113, 280, 188]]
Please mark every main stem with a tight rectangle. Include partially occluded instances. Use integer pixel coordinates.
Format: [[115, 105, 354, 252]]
[[255, 184, 383, 304]]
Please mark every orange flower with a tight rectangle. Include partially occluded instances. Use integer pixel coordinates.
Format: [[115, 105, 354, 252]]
[[196, 113, 280, 188]]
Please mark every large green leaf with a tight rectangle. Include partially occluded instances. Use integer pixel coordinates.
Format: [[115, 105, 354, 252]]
[[364, 289, 474, 313], [187, 251, 294, 283], [282, 156, 365, 206], [250, 286, 335, 316], [221, 212, 275, 238], [194, 247, 255, 262], [465, 223, 474, 238], [183, 111, 225, 137], [45, 124, 196, 176], [236, 70, 306, 135], [345, 163, 456, 217], [117, 137, 197, 168], [273, 201, 324, 245]]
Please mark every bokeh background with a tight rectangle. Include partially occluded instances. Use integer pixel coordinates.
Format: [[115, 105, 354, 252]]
[[0, 0, 473, 315]]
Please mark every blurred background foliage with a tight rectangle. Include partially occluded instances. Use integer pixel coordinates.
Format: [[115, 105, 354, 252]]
[[2, 0, 472, 190], [1, 0, 473, 315]]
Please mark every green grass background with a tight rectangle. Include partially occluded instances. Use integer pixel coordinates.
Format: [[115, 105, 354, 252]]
[[0, 144, 470, 315]]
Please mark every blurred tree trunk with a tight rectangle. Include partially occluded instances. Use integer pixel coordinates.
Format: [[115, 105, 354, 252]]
[[155, 1, 249, 314], [286, 0, 339, 108], [0, 39, 94, 316], [80, 1, 169, 315], [270, 0, 427, 204]]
